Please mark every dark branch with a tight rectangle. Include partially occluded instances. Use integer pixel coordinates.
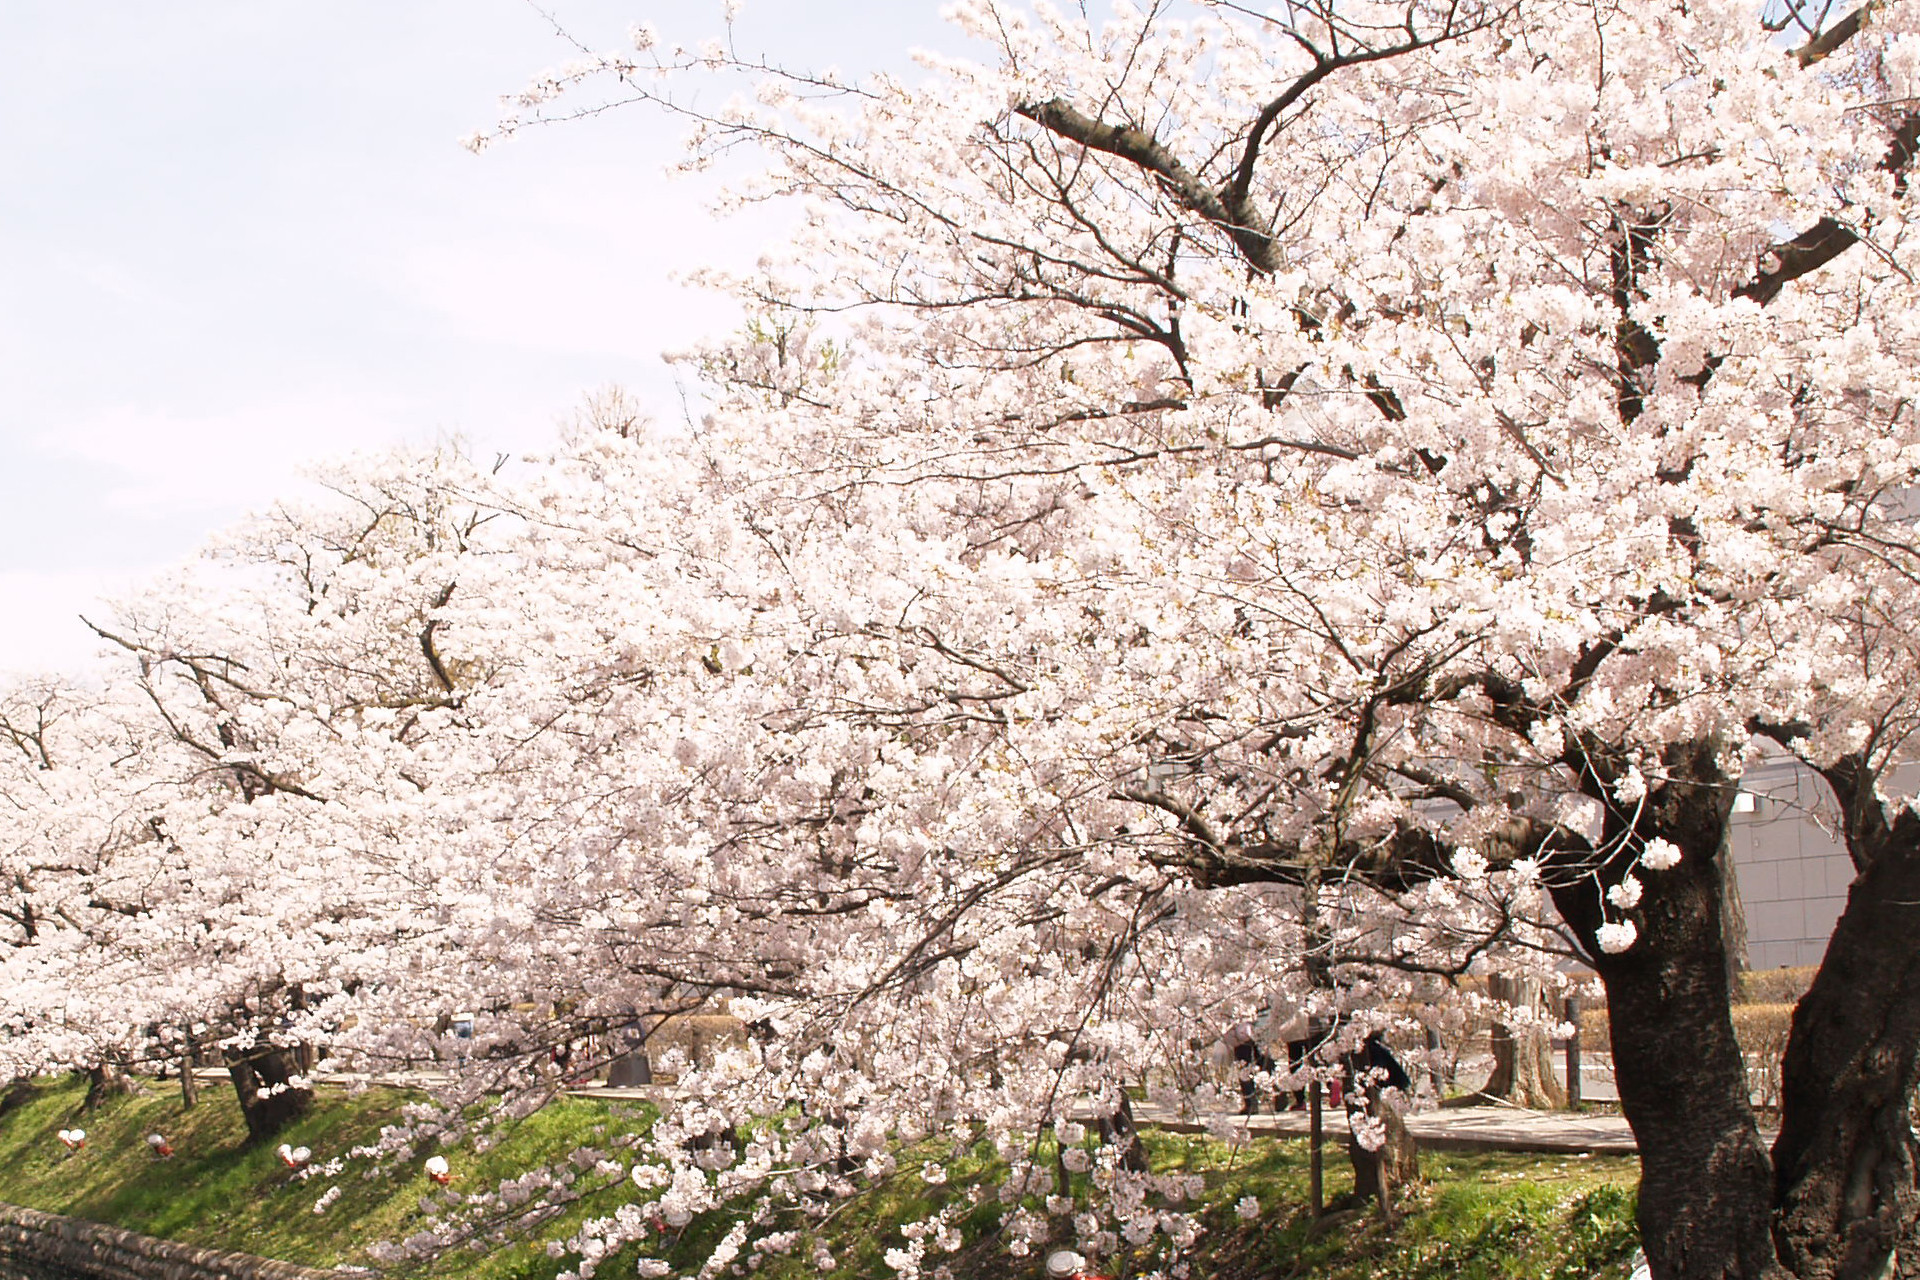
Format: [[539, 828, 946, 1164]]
[[1015, 98, 1279, 272], [1795, 1, 1878, 66], [1736, 113, 1920, 306]]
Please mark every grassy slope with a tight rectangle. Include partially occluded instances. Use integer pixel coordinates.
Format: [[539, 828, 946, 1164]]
[[0, 1075, 629, 1280], [0, 1076, 1640, 1279]]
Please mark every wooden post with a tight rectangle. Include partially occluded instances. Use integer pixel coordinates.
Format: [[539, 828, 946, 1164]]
[[1564, 995, 1582, 1108], [1376, 1138, 1395, 1227], [1308, 1079, 1324, 1215], [180, 1028, 198, 1110]]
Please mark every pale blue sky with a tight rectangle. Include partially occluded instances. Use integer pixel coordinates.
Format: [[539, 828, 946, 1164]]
[[0, 1, 964, 672]]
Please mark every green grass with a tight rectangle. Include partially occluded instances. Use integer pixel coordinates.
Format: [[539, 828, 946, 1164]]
[[0, 1076, 1641, 1279], [0, 1075, 651, 1279]]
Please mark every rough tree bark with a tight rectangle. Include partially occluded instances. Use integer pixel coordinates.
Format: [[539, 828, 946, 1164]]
[[1344, 1090, 1419, 1222], [1718, 823, 1752, 996], [1095, 1091, 1152, 1174], [225, 1045, 313, 1143], [1550, 743, 1783, 1280], [81, 1062, 137, 1111], [1770, 757, 1920, 1280], [1480, 973, 1566, 1110]]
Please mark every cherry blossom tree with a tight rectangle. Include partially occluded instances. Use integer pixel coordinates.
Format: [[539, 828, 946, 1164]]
[[0, 447, 539, 1140], [6, 2, 1920, 1278], [464, 2, 1920, 1276]]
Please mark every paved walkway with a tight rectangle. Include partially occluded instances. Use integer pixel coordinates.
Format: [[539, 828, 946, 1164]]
[[215, 1070, 1650, 1158], [1128, 1100, 1642, 1155], [571, 1083, 1649, 1156]]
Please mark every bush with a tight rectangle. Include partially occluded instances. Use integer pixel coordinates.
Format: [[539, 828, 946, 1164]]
[[1739, 966, 1817, 1006], [1575, 1003, 1794, 1110], [1729, 1003, 1795, 1110]]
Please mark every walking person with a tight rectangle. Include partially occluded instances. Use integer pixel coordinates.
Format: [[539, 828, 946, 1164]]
[[1263, 994, 1314, 1110], [1225, 1018, 1277, 1115], [1352, 1030, 1412, 1098]]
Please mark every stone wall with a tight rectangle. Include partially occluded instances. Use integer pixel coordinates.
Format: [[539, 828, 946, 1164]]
[[0, 1203, 343, 1280]]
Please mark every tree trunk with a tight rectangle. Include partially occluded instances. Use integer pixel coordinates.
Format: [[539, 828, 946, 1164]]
[[1718, 817, 1751, 995], [1480, 973, 1567, 1110], [226, 1045, 312, 1143], [1771, 761, 1920, 1280], [180, 1027, 198, 1110], [82, 1062, 137, 1110], [1096, 1090, 1151, 1174], [1345, 1089, 1418, 1220], [1551, 743, 1783, 1280]]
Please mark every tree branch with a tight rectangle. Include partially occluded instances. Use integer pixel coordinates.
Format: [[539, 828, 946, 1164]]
[[1735, 113, 1920, 305], [1016, 98, 1280, 272], [1794, 1, 1878, 67]]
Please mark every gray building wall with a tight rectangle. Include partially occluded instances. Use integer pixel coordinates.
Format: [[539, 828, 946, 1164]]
[[1729, 756, 1856, 970]]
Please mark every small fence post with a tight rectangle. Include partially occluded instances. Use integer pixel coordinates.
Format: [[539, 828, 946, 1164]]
[[1564, 994, 1583, 1108], [1308, 1079, 1323, 1216]]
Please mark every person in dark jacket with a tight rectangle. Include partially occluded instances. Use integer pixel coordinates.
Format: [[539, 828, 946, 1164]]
[[1356, 1030, 1412, 1095], [1225, 1020, 1278, 1114]]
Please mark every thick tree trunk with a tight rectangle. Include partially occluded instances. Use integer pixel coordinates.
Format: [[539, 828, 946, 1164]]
[[1593, 913, 1779, 1280], [1480, 973, 1566, 1110], [1718, 820, 1751, 995], [1771, 762, 1920, 1280], [226, 1045, 312, 1143], [1551, 743, 1783, 1280], [82, 1062, 137, 1110], [1096, 1090, 1151, 1174]]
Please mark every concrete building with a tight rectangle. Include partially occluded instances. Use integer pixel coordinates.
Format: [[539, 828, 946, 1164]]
[[1730, 755, 1857, 969]]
